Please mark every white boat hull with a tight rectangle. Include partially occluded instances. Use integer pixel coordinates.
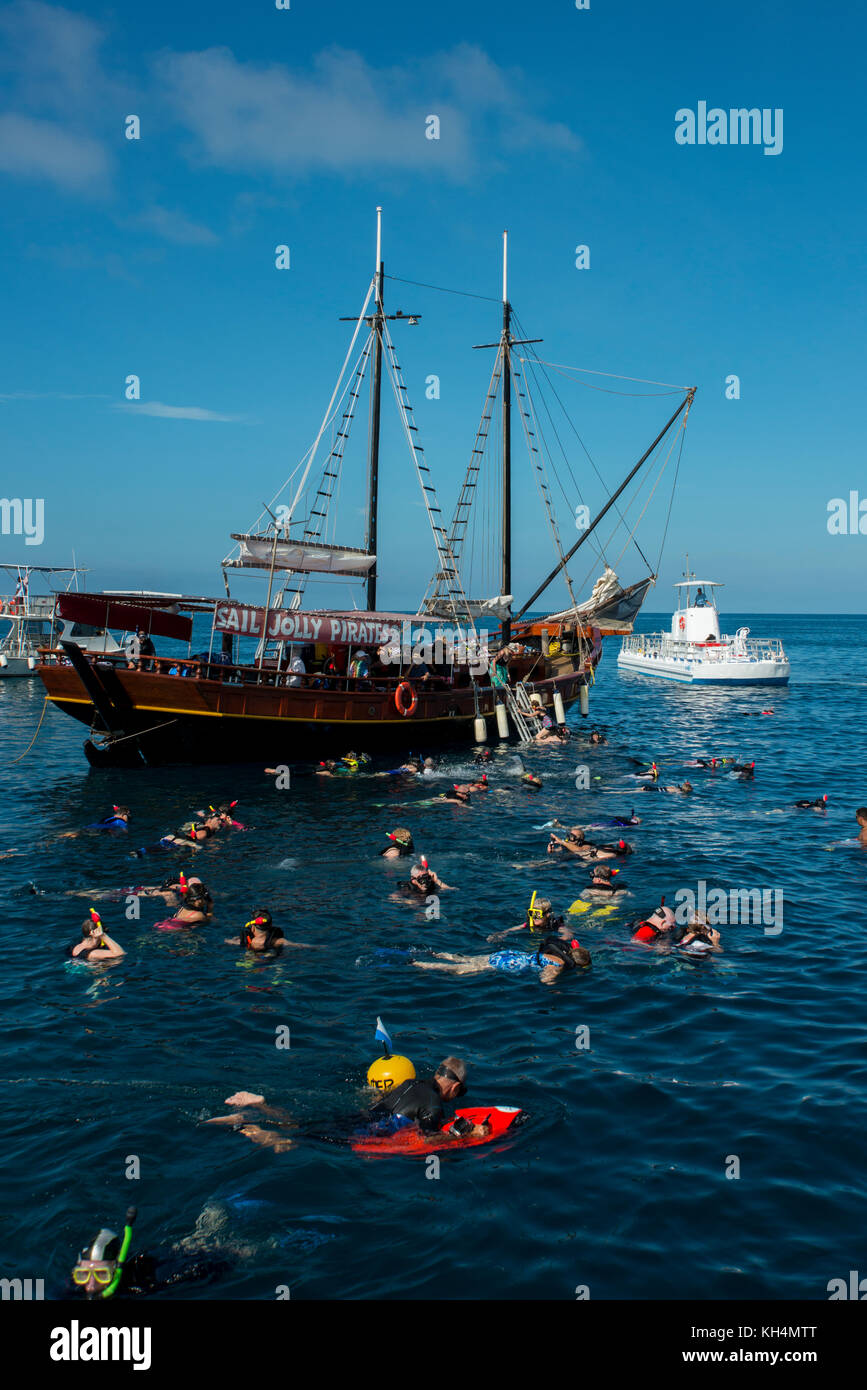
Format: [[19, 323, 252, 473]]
[[617, 650, 789, 684]]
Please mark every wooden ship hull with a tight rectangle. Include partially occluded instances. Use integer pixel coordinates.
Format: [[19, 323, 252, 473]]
[[38, 632, 601, 767]]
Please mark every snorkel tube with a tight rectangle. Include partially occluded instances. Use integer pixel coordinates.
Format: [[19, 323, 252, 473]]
[[88, 907, 105, 945], [527, 889, 538, 929], [101, 1207, 136, 1300]]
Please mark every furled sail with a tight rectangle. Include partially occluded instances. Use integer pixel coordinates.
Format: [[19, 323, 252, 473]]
[[226, 535, 376, 576], [545, 571, 655, 631], [423, 593, 513, 621]]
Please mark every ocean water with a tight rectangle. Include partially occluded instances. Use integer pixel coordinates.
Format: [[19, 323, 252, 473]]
[[0, 612, 864, 1301]]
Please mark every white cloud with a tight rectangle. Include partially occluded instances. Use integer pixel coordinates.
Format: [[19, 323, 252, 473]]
[[0, 9, 580, 198], [0, 112, 108, 188], [154, 42, 580, 178], [0, 0, 108, 111], [115, 401, 244, 422], [132, 205, 218, 245], [0, 391, 110, 400]]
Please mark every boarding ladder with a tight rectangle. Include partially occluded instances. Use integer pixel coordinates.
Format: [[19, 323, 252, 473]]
[[501, 680, 535, 743]]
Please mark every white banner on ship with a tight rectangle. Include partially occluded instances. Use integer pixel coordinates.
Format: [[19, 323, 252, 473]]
[[214, 603, 402, 647]]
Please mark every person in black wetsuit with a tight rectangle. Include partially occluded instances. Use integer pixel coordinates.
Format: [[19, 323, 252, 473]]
[[366, 1058, 489, 1139], [206, 1058, 489, 1150], [66, 1208, 232, 1299]]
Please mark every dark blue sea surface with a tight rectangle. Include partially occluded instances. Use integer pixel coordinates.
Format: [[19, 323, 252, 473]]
[[0, 612, 864, 1300]]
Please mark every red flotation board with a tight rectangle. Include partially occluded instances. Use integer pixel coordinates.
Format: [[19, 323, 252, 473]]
[[351, 1105, 522, 1157]]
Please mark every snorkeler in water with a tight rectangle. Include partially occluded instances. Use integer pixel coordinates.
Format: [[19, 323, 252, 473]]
[[631, 761, 660, 781], [224, 910, 315, 952], [589, 729, 608, 745], [380, 828, 414, 859], [547, 828, 629, 861], [486, 893, 566, 944], [437, 785, 472, 805], [67, 1207, 233, 1299], [630, 903, 679, 944], [856, 808, 867, 844], [55, 806, 132, 840], [548, 827, 596, 857], [675, 918, 722, 956], [393, 859, 453, 901], [582, 864, 629, 897], [414, 935, 590, 985], [154, 882, 213, 929], [130, 808, 229, 856], [205, 1056, 486, 1152], [640, 781, 693, 794], [206, 801, 244, 829], [520, 772, 543, 790], [67, 910, 125, 962], [794, 794, 828, 809], [585, 810, 640, 829], [315, 752, 371, 776], [454, 774, 489, 795], [36, 872, 206, 907]]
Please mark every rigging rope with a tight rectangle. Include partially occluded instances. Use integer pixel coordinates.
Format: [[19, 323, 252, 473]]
[[8, 696, 50, 764], [384, 273, 501, 304], [514, 357, 690, 394]]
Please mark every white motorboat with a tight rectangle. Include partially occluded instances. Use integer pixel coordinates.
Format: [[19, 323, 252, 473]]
[[616, 574, 789, 685], [0, 565, 123, 677]]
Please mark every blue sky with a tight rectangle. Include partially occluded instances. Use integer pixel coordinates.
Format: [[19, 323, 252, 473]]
[[0, 0, 864, 613]]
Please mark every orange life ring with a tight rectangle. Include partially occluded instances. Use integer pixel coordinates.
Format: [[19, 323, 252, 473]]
[[678, 615, 686, 632], [395, 681, 418, 717]]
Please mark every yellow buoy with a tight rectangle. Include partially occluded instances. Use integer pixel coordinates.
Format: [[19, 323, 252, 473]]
[[366, 1054, 416, 1091]]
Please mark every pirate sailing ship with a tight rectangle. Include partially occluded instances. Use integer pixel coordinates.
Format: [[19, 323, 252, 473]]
[[38, 213, 694, 767]]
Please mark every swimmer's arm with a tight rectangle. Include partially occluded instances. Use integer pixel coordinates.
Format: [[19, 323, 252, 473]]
[[539, 961, 563, 985], [224, 936, 242, 946], [88, 935, 125, 959], [485, 924, 525, 943], [275, 939, 319, 949]]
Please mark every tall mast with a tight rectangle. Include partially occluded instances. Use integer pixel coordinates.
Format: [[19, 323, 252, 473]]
[[366, 206, 384, 612], [501, 230, 512, 646], [472, 232, 541, 639]]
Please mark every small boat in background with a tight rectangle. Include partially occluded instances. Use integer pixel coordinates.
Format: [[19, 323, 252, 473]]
[[0, 565, 123, 677], [616, 569, 790, 685]]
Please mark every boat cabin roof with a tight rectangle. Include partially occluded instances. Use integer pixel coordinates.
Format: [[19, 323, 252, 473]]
[[672, 579, 722, 588]]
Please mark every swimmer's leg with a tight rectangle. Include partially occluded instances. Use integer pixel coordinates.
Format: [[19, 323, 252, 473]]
[[415, 953, 490, 975], [238, 1124, 295, 1153]]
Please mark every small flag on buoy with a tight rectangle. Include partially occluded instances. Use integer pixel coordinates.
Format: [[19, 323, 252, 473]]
[[374, 1017, 392, 1055]]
